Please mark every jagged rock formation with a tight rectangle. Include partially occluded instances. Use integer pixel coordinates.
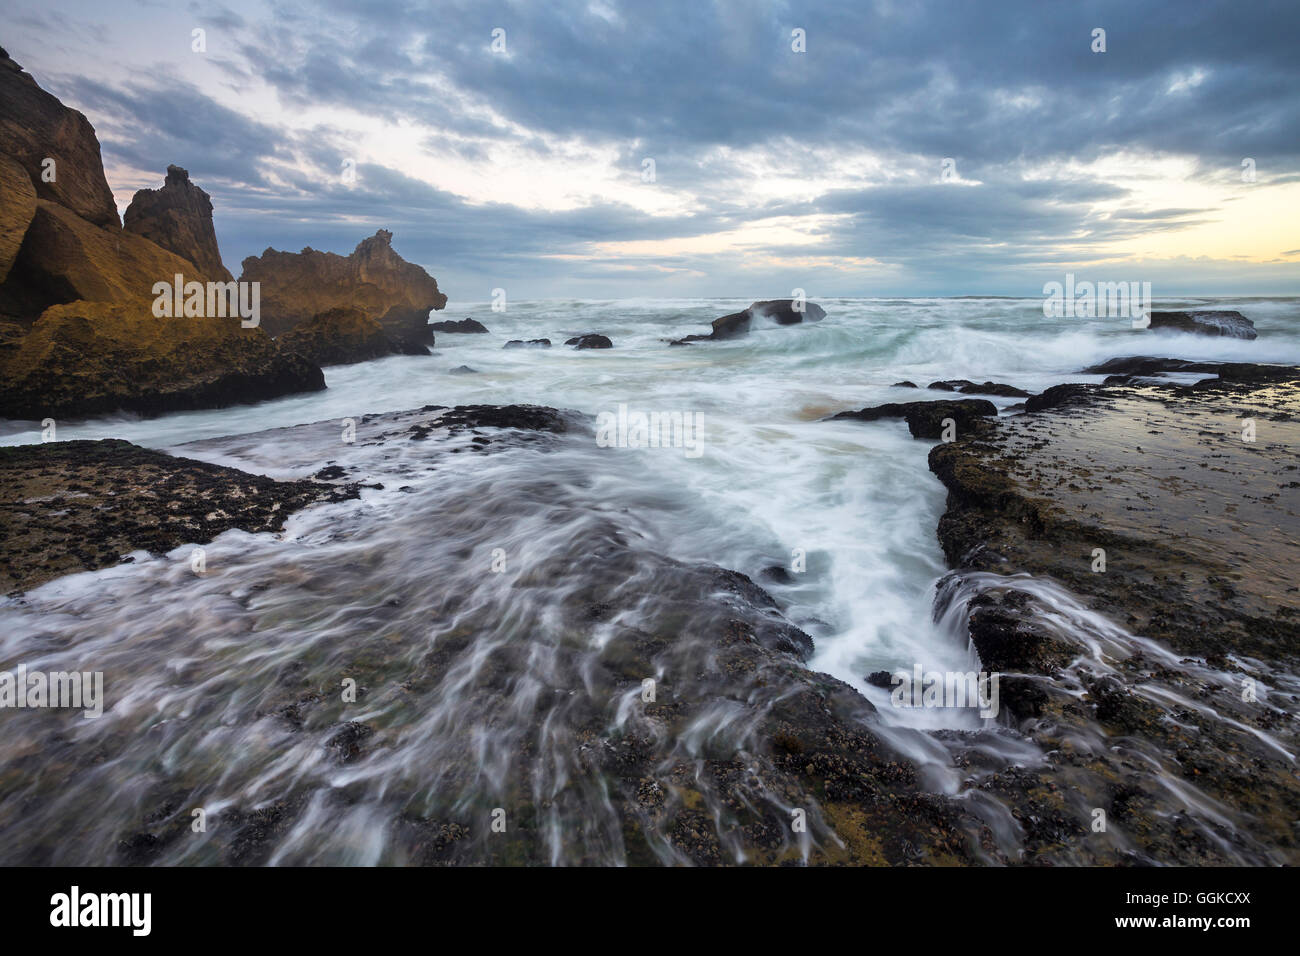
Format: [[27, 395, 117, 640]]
[[240, 230, 448, 339], [124, 164, 233, 280], [0, 56, 325, 419], [278, 307, 432, 366], [0, 48, 119, 228]]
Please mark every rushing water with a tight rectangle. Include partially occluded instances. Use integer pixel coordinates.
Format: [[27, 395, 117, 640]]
[[2, 296, 1298, 864]]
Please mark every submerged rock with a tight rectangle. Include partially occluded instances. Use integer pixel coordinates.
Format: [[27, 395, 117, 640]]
[[430, 318, 488, 333], [503, 338, 551, 349], [565, 333, 612, 349], [827, 398, 997, 439], [928, 380, 1031, 398], [123, 164, 233, 280], [1148, 309, 1257, 339]]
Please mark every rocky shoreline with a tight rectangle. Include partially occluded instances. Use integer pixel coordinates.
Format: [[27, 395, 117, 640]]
[[3, 363, 1296, 865], [922, 358, 1300, 864]]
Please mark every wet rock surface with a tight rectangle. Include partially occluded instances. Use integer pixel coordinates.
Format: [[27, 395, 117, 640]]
[[565, 333, 613, 349], [828, 398, 997, 439], [503, 338, 551, 349], [429, 318, 488, 333], [927, 380, 1031, 398], [1148, 310, 1258, 339], [0, 439, 356, 594], [924, 360, 1300, 863], [0, 403, 992, 867], [671, 299, 826, 344]]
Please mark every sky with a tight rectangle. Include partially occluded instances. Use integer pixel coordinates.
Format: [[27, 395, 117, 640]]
[[5, 0, 1300, 299]]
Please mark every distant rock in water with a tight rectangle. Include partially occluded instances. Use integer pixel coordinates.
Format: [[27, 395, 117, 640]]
[[431, 318, 488, 333], [892, 381, 919, 388], [123, 165, 233, 281], [827, 399, 997, 439], [1148, 310, 1257, 339], [504, 338, 551, 349], [928, 380, 1031, 398], [278, 307, 430, 366], [448, 365, 478, 375], [671, 299, 827, 344], [749, 299, 827, 325], [240, 230, 448, 340], [565, 333, 612, 349]]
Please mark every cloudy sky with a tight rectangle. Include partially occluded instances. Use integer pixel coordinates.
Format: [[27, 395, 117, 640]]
[[7, 0, 1299, 299]]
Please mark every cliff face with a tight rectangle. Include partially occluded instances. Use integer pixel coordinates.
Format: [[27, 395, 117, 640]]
[[240, 230, 448, 339], [0, 54, 325, 419], [0, 49, 119, 228], [124, 165, 234, 281]]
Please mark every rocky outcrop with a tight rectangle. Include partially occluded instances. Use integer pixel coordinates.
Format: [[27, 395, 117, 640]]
[[827, 398, 997, 439], [430, 318, 488, 333], [4, 199, 204, 319], [0, 59, 327, 419], [123, 165, 233, 280], [672, 299, 827, 344], [0, 49, 118, 228], [503, 338, 551, 349], [928, 361, 1300, 664], [0, 299, 325, 420], [924, 363, 1300, 863], [1148, 309, 1257, 339], [240, 230, 447, 339], [565, 333, 612, 349], [277, 307, 431, 366], [0, 439, 357, 594]]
